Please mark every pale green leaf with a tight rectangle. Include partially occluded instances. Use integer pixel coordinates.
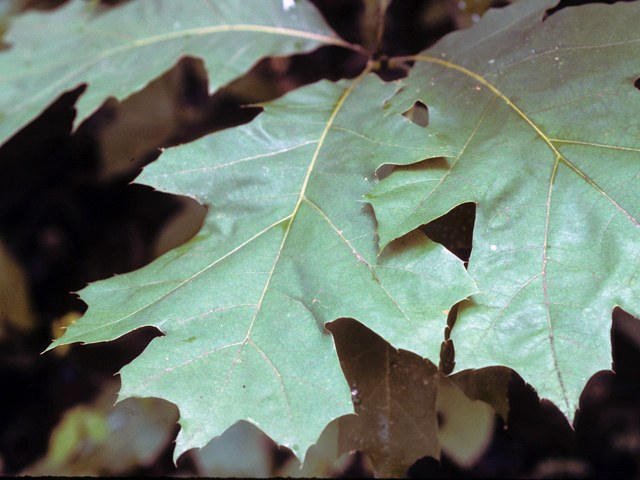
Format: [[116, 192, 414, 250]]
[[0, 0, 353, 146], [368, 0, 640, 418], [48, 74, 476, 460]]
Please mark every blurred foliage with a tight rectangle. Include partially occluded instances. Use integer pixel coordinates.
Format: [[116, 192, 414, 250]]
[[437, 374, 495, 468], [21, 381, 179, 476], [0, 239, 35, 336], [49, 311, 82, 357], [189, 421, 299, 477]]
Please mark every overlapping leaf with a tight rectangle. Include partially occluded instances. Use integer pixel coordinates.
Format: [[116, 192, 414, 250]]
[[329, 320, 509, 476], [368, 0, 640, 419], [48, 73, 476, 460], [328, 318, 440, 477], [0, 0, 353, 146]]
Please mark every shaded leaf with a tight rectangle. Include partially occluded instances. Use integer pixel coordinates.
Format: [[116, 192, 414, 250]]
[[296, 419, 375, 477], [368, 0, 640, 418], [0, 239, 35, 336], [0, 0, 354, 146], [360, 0, 392, 51], [189, 421, 300, 477], [48, 73, 476, 460], [22, 382, 179, 476], [450, 367, 511, 422], [329, 318, 440, 477]]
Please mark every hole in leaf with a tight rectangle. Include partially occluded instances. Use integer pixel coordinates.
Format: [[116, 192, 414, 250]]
[[402, 100, 430, 128], [419, 202, 476, 263], [439, 338, 455, 375], [375, 163, 395, 181], [634, 77, 640, 91]]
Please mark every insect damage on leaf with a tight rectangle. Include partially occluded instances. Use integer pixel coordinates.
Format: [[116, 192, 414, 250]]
[[368, 0, 640, 420], [47, 72, 475, 461]]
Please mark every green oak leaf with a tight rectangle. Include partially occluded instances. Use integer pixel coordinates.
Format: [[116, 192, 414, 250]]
[[0, 0, 355, 146], [367, 0, 640, 419], [48, 74, 476, 461]]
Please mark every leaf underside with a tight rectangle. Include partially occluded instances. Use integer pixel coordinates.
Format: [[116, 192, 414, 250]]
[[21, 0, 640, 466], [0, 0, 350, 146], [368, 0, 640, 418], [48, 73, 475, 460]]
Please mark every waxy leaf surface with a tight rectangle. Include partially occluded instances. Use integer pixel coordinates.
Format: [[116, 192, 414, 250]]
[[368, 0, 640, 418], [49, 74, 476, 460], [0, 0, 351, 146]]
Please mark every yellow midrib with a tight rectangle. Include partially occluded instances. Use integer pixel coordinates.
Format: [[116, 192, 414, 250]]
[[407, 53, 638, 411], [243, 71, 369, 340], [6, 21, 359, 126]]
